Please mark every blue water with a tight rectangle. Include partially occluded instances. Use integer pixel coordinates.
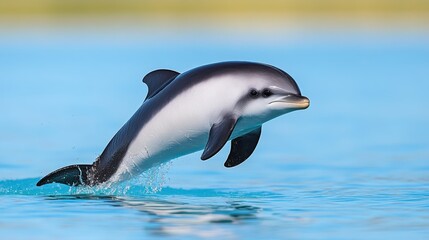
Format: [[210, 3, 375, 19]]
[[1, 28, 429, 239]]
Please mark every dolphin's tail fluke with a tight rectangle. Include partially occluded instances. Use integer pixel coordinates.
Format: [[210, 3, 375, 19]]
[[36, 164, 92, 186]]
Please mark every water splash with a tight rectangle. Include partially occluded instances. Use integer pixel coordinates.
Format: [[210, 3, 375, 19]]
[[144, 161, 172, 192], [0, 162, 172, 196], [73, 161, 172, 195]]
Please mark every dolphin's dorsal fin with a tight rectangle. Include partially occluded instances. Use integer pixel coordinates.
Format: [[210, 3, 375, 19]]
[[201, 115, 238, 160], [142, 69, 180, 100], [224, 127, 261, 167]]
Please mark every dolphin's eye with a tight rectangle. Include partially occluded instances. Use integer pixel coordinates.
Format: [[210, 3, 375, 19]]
[[262, 89, 272, 98], [249, 89, 259, 98]]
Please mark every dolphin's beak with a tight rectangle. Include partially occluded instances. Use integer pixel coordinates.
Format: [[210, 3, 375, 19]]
[[270, 94, 310, 110]]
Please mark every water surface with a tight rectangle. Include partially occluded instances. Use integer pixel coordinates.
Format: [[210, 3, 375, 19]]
[[1, 29, 429, 239]]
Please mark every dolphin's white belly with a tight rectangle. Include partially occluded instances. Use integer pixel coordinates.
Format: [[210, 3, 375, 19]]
[[109, 80, 243, 183], [110, 114, 209, 182]]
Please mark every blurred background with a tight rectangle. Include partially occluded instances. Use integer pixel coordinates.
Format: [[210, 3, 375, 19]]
[[1, 0, 428, 177], [1, 0, 429, 183]]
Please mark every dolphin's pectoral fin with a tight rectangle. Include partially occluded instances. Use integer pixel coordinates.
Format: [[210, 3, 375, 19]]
[[142, 69, 180, 100], [201, 115, 238, 160], [224, 127, 262, 168], [36, 164, 92, 186]]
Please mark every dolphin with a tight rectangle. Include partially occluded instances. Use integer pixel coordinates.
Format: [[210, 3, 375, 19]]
[[37, 61, 309, 187]]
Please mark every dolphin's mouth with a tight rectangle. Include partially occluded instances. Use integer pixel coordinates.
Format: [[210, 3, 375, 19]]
[[269, 94, 310, 109]]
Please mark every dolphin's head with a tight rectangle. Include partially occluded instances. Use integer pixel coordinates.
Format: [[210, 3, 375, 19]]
[[174, 62, 309, 130], [234, 63, 309, 126]]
